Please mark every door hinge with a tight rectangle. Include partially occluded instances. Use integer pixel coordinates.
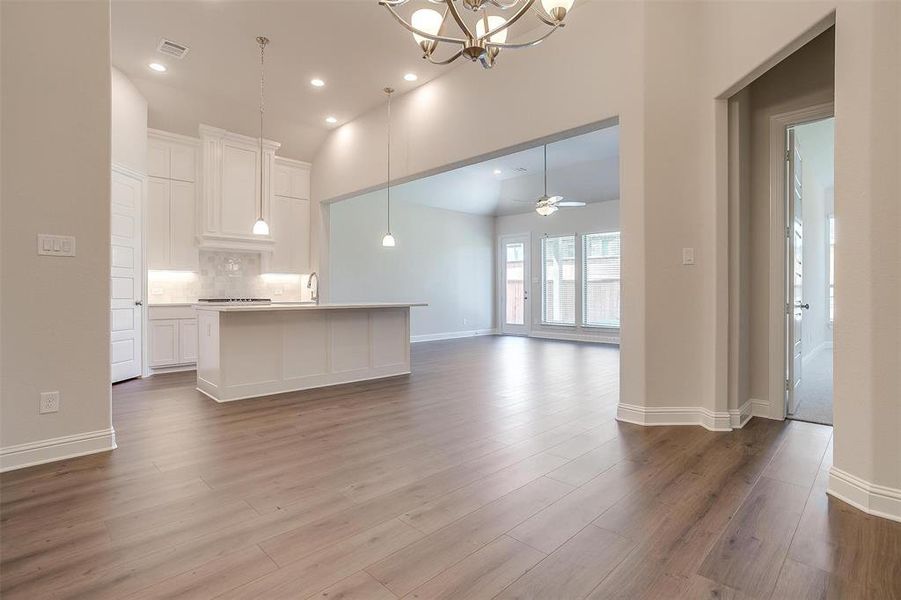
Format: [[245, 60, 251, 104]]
[[786, 225, 791, 238], [785, 149, 791, 162], [785, 379, 790, 391], [786, 302, 791, 315]]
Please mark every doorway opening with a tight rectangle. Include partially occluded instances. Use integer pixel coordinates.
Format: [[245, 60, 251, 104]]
[[785, 117, 834, 425]]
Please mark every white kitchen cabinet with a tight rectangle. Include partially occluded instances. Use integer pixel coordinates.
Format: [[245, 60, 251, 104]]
[[149, 306, 197, 369], [263, 157, 311, 274], [179, 319, 198, 363], [198, 124, 279, 252], [147, 176, 197, 271], [273, 159, 310, 199], [148, 132, 196, 182], [149, 319, 179, 367], [147, 130, 199, 271], [147, 177, 171, 268]]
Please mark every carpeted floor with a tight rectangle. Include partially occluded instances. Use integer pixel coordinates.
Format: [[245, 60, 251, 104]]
[[790, 345, 833, 425]]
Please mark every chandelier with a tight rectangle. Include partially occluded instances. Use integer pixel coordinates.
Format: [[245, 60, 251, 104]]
[[379, 0, 575, 69]]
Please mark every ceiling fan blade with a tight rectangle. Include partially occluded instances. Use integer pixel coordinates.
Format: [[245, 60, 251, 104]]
[[557, 201, 587, 207]]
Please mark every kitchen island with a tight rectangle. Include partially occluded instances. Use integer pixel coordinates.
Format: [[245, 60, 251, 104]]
[[194, 302, 426, 402]]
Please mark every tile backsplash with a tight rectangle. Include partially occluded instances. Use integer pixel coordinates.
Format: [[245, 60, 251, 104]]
[[148, 251, 311, 304]]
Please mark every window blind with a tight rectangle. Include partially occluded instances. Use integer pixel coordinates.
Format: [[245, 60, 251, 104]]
[[582, 232, 621, 327], [542, 235, 576, 325]]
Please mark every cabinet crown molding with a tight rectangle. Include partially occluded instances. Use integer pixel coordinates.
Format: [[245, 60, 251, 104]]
[[199, 124, 280, 152]]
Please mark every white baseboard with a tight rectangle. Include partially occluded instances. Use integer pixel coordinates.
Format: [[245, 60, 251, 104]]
[[0, 427, 117, 473], [149, 364, 196, 375], [528, 330, 620, 345], [827, 466, 901, 523], [750, 397, 774, 420], [729, 400, 753, 429], [411, 329, 496, 343], [616, 403, 733, 432]]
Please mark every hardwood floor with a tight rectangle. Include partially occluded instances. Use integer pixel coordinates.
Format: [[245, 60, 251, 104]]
[[2, 336, 899, 599]]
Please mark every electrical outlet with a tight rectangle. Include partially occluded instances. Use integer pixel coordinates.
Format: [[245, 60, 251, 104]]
[[682, 247, 695, 265], [40, 391, 60, 414]]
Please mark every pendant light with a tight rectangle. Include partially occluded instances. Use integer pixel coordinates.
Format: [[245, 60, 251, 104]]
[[382, 87, 396, 247], [252, 36, 270, 236]]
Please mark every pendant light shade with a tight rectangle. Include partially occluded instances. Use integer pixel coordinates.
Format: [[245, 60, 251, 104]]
[[253, 36, 270, 236], [382, 87, 396, 248], [252, 218, 270, 235]]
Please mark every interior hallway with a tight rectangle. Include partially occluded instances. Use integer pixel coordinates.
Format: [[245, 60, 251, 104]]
[[1, 337, 899, 599]]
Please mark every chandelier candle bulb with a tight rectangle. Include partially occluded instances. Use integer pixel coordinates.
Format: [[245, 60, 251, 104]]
[[411, 8, 443, 53], [541, 0, 574, 21]]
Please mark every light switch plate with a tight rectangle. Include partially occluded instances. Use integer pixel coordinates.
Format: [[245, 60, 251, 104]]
[[37, 234, 76, 257], [682, 247, 695, 265]]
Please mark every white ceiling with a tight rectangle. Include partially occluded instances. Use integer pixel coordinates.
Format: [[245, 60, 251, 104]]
[[111, 1, 557, 161], [373, 124, 620, 216]]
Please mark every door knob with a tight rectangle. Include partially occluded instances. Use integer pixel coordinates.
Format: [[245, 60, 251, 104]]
[[795, 302, 809, 310], [134, 300, 143, 306]]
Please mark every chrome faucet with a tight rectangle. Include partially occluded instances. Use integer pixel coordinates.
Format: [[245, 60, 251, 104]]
[[307, 272, 319, 304]]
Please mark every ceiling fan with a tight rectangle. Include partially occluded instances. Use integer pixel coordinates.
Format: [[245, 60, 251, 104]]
[[513, 144, 586, 216]]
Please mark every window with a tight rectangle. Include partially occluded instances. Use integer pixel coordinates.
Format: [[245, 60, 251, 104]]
[[583, 232, 621, 327], [541, 235, 576, 325], [828, 215, 835, 323]]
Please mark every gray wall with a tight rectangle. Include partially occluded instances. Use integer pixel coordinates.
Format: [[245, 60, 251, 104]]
[[329, 193, 495, 339]]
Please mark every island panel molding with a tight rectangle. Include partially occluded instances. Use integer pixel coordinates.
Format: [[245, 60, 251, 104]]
[[195, 303, 426, 402]]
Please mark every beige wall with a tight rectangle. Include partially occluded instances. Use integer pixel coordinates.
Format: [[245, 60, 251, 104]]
[[832, 1, 901, 496], [1, 2, 113, 456], [111, 67, 148, 174]]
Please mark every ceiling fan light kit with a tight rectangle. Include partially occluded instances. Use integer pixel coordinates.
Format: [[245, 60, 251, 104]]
[[380, 0, 575, 69]]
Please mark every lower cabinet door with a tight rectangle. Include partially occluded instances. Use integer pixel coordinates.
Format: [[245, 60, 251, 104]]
[[179, 319, 198, 363], [149, 320, 179, 367]]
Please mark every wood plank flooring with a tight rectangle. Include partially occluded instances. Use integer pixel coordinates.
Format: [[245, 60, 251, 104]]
[[2, 336, 900, 599]]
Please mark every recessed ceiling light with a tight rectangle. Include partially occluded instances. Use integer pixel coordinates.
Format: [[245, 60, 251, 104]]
[[493, 169, 502, 175], [310, 78, 325, 87], [325, 116, 338, 124], [404, 73, 418, 82], [148, 62, 167, 73]]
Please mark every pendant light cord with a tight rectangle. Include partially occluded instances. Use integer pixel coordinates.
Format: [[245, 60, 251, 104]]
[[385, 88, 393, 234], [543, 144, 547, 196], [258, 37, 268, 222]]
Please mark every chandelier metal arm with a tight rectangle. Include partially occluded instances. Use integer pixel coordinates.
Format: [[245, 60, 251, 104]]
[[485, 0, 523, 10], [480, 0, 535, 42], [426, 48, 465, 64], [380, 2, 468, 44], [486, 22, 561, 48], [533, 6, 559, 27], [444, 0, 475, 40]]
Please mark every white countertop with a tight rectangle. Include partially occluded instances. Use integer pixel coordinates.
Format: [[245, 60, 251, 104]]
[[193, 302, 427, 312]]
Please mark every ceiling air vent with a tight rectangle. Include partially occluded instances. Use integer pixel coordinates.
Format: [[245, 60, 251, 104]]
[[157, 38, 190, 59], [513, 167, 528, 173]]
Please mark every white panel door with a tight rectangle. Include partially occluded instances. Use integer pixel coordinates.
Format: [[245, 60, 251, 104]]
[[111, 168, 143, 382], [147, 177, 170, 269], [787, 130, 806, 414], [499, 234, 531, 335]]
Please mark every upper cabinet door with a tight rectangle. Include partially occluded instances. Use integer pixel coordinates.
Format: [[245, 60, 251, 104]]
[[169, 180, 198, 270], [148, 141, 170, 179], [273, 160, 311, 200], [147, 177, 171, 269], [169, 144, 196, 182], [220, 143, 259, 237]]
